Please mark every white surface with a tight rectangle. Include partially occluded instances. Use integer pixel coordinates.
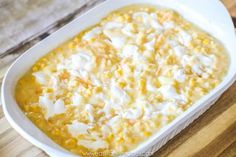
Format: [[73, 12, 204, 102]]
[[1, 0, 236, 157]]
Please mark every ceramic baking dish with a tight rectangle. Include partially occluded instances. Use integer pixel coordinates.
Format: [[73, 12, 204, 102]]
[[2, 0, 236, 156]]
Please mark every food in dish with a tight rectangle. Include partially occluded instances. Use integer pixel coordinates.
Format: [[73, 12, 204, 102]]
[[15, 5, 229, 156]]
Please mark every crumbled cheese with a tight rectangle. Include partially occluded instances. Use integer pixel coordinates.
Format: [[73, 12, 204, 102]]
[[71, 51, 93, 71], [158, 76, 173, 85], [33, 71, 49, 85], [122, 107, 142, 120], [39, 96, 66, 119], [181, 55, 192, 67], [77, 139, 108, 150], [143, 104, 156, 119], [133, 12, 150, 24], [103, 30, 126, 49], [110, 36, 126, 49], [146, 79, 158, 92], [174, 69, 186, 83], [104, 22, 123, 29], [71, 93, 84, 106], [83, 27, 101, 41], [173, 45, 186, 57], [192, 64, 203, 75], [90, 76, 102, 86], [84, 104, 94, 122], [159, 102, 183, 116], [145, 39, 156, 51], [97, 102, 112, 119], [178, 30, 192, 46], [122, 24, 134, 37], [150, 19, 163, 30], [67, 121, 91, 137], [163, 21, 175, 29], [197, 54, 213, 67], [110, 84, 130, 105], [159, 85, 184, 102], [101, 125, 111, 137], [122, 44, 139, 58], [107, 116, 121, 127]]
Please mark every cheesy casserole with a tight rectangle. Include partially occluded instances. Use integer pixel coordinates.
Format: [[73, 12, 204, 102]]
[[15, 5, 229, 156]]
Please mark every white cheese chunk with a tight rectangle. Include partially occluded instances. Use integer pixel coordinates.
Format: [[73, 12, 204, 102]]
[[158, 76, 173, 85], [143, 104, 156, 119], [173, 45, 186, 57], [174, 69, 186, 83], [77, 139, 108, 150], [71, 93, 84, 106], [33, 71, 49, 85], [107, 115, 121, 127], [85, 104, 95, 122], [122, 24, 134, 37], [67, 121, 91, 137], [122, 107, 142, 120], [159, 102, 183, 116], [122, 44, 139, 58], [39, 96, 66, 119], [98, 103, 112, 118], [144, 39, 156, 51], [178, 30, 192, 46], [163, 21, 175, 29], [110, 84, 130, 105], [103, 30, 126, 49], [192, 64, 203, 75], [110, 36, 126, 49], [133, 12, 150, 24], [104, 22, 123, 29], [83, 27, 101, 41], [71, 51, 93, 71], [122, 44, 146, 64], [101, 125, 111, 137], [150, 19, 163, 30], [159, 85, 185, 102], [197, 54, 213, 67], [146, 79, 158, 92]]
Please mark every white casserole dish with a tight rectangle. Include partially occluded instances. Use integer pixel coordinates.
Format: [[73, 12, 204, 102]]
[[2, 0, 236, 156]]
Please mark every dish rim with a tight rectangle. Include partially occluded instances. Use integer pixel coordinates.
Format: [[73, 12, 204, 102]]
[[2, 0, 236, 156]]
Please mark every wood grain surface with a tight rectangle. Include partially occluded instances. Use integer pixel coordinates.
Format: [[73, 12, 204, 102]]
[[0, 0, 236, 157]]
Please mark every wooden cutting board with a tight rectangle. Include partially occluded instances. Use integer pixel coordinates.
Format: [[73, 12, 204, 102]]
[[0, 0, 236, 157]]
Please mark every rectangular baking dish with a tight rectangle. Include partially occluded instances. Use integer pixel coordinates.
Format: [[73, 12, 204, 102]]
[[2, 0, 236, 156]]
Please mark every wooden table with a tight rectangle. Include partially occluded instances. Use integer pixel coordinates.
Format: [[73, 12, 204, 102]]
[[0, 0, 236, 157]]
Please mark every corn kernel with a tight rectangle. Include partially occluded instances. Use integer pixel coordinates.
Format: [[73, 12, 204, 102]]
[[117, 136, 124, 143], [118, 81, 126, 88], [137, 33, 146, 44], [130, 23, 137, 33], [94, 86, 102, 93], [189, 78, 196, 87], [115, 68, 123, 76], [139, 78, 146, 94], [32, 66, 38, 72], [104, 71, 112, 79], [107, 134, 114, 141], [143, 131, 151, 137], [65, 138, 77, 148], [203, 39, 209, 45]]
